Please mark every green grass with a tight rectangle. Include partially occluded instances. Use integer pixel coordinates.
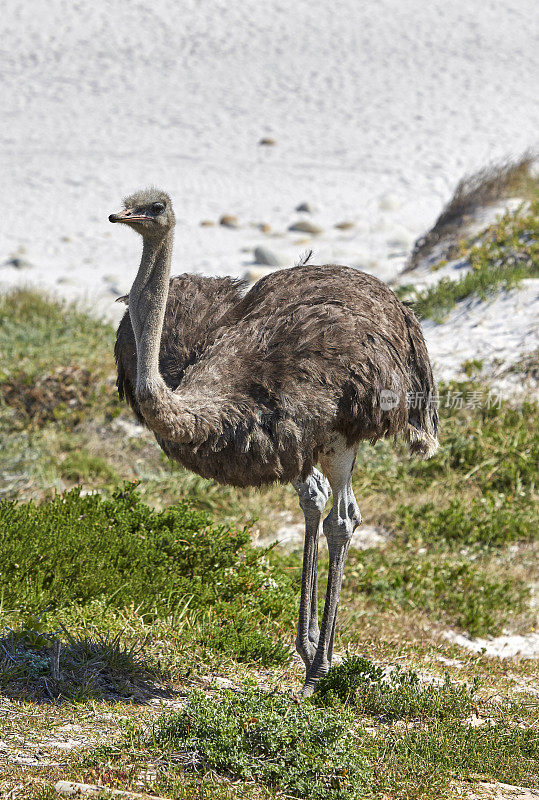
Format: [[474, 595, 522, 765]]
[[0, 484, 296, 689], [0, 290, 114, 381], [196, 612, 293, 667], [372, 721, 538, 798], [146, 688, 372, 800], [81, 675, 537, 800], [315, 655, 478, 720], [0, 483, 294, 625], [344, 548, 528, 636], [411, 199, 538, 321]]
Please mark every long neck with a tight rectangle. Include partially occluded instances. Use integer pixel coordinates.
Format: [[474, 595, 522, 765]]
[[128, 231, 203, 444], [129, 232, 173, 395]]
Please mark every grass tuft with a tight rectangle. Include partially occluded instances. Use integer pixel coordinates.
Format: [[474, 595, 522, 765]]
[[314, 655, 477, 720], [406, 153, 536, 270], [0, 625, 159, 701], [411, 198, 538, 320]]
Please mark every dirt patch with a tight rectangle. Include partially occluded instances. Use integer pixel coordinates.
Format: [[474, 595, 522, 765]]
[[0, 629, 170, 703], [0, 366, 96, 427]]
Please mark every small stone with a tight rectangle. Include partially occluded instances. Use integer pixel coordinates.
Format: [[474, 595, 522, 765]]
[[379, 192, 400, 211], [295, 202, 317, 214], [288, 220, 323, 235], [258, 222, 272, 233], [219, 214, 239, 228], [386, 226, 413, 248], [253, 246, 287, 267], [259, 137, 276, 146], [200, 219, 215, 227], [335, 220, 355, 230], [3, 255, 33, 269], [243, 266, 278, 284]]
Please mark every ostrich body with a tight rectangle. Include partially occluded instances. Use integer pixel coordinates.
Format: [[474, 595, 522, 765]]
[[110, 189, 438, 695]]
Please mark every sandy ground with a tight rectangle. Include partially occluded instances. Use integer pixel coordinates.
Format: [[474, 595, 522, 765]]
[[423, 279, 539, 394], [1, 0, 538, 321]]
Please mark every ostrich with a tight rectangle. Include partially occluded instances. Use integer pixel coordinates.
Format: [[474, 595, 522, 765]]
[[110, 188, 438, 696]]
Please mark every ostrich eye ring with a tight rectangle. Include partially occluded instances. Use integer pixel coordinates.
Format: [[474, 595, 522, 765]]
[[152, 202, 165, 214]]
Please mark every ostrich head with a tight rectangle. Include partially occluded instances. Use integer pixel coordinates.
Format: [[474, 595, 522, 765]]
[[109, 188, 175, 238]]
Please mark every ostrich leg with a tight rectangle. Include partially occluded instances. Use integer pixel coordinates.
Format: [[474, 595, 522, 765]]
[[293, 469, 331, 668], [302, 440, 361, 697]]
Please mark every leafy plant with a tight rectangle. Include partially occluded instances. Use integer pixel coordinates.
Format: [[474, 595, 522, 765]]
[[0, 483, 292, 623], [315, 655, 477, 720], [151, 688, 371, 799]]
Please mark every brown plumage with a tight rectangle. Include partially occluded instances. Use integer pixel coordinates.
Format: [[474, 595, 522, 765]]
[[116, 265, 437, 486], [110, 188, 438, 695]]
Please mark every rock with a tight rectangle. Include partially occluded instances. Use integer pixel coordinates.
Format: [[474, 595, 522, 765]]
[[200, 219, 215, 227], [288, 219, 323, 235], [259, 136, 276, 146], [335, 220, 355, 230], [355, 525, 391, 550], [386, 226, 413, 248], [253, 246, 287, 267], [55, 781, 173, 799], [112, 418, 144, 438], [258, 222, 272, 233], [379, 192, 400, 211], [219, 214, 239, 228], [55, 781, 104, 797], [3, 255, 33, 269], [295, 201, 317, 214], [243, 266, 278, 284]]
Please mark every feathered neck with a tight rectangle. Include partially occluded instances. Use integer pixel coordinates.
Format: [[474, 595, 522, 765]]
[[129, 232, 173, 396], [128, 231, 199, 443]]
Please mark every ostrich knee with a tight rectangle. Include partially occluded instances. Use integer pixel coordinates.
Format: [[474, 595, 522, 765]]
[[295, 468, 331, 520], [294, 469, 331, 668]]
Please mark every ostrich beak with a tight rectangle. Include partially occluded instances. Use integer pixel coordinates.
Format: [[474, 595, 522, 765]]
[[108, 209, 150, 224]]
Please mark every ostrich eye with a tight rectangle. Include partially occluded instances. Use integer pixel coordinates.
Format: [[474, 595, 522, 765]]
[[152, 202, 165, 214]]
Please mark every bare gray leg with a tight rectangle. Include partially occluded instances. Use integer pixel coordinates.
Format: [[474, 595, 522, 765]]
[[293, 469, 331, 668], [302, 441, 361, 696]]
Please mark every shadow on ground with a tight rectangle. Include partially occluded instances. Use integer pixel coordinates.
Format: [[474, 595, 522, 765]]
[[0, 627, 173, 703]]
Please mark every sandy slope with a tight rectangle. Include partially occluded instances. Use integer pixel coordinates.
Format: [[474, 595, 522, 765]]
[[422, 279, 539, 394], [1, 0, 538, 319]]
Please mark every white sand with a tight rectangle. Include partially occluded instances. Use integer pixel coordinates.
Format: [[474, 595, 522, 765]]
[[443, 630, 539, 660], [2, 0, 538, 322], [423, 279, 539, 393]]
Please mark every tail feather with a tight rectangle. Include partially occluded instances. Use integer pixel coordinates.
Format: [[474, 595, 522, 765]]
[[402, 306, 439, 459], [406, 425, 439, 459]]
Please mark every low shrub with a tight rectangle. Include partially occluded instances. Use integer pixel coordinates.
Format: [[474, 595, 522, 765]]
[[151, 688, 371, 799], [0, 483, 294, 625], [315, 655, 477, 720]]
